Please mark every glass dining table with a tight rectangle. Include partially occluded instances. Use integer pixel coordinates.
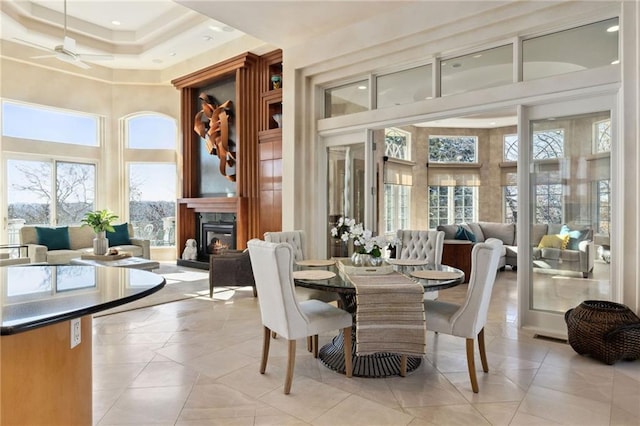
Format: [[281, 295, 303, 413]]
[[293, 259, 464, 378]]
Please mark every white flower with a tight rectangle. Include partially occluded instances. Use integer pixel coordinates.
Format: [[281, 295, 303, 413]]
[[329, 216, 389, 256]]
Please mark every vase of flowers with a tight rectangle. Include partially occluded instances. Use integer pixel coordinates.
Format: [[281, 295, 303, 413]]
[[330, 216, 389, 266]]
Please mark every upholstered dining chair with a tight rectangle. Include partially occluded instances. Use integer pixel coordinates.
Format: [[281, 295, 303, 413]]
[[264, 230, 340, 304], [395, 229, 445, 264], [247, 239, 352, 394], [424, 238, 503, 393]]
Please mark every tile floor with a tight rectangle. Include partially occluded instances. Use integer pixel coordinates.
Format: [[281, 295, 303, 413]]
[[92, 267, 640, 425]]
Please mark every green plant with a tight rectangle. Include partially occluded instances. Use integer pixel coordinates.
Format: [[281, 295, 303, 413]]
[[81, 209, 118, 233]]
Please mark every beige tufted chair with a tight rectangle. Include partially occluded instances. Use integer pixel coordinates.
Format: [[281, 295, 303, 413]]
[[424, 239, 503, 393], [395, 229, 445, 263], [247, 239, 352, 394], [264, 231, 340, 305]]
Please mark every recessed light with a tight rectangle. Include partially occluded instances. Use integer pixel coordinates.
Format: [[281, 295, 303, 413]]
[[111, 20, 121, 26], [357, 85, 367, 90], [203, 35, 213, 41], [169, 52, 176, 57], [607, 25, 619, 32], [152, 59, 163, 64], [611, 59, 620, 65], [489, 121, 497, 126], [473, 54, 482, 58], [208, 25, 222, 32]]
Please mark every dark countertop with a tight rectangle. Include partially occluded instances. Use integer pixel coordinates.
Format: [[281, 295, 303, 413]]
[[1, 265, 165, 335]]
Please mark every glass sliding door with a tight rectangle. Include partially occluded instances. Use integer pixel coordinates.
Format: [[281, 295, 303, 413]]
[[521, 96, 615, 336]]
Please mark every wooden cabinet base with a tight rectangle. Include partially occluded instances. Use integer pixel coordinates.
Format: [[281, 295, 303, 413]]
[[1, 316, 93, 425], [442, 241, 473, 283]]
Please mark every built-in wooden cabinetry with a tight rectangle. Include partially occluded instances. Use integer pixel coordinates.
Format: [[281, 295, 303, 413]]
[[258, 50, 283, 237], [171, 50, 282, 261]]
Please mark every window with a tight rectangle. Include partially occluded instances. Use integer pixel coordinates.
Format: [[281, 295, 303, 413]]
[[377, 65, 433, 109], [1, 100, 99, 146], [7, 159, 95, 227], [594, 119, 611, 153], [504, 185, 518, 223], [523, 18, 619, 81], [441, 44, 513, 97], [384, 185, 410, 233], [384, 128, 410, 160], [383, 128, 412, 232], [597, 179, 611, 234], [125, 113, 177, 248], [428, 135, 477, 163], [503, 129, 565, 161], [428, 186, 477, 228], [535, 183, 563, 224], [504, 135, 518, 161], [127, 114, 176, 149], [324, 80, 369, 118]]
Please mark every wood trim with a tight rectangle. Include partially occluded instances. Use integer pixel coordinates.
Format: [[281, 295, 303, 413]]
[[171, 52, 257, 88]]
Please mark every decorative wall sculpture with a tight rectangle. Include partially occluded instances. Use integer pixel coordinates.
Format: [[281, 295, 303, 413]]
[[194, 94, 236, 181]]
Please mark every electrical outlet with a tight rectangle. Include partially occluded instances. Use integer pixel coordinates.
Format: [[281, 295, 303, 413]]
[[70, 318, 81, 348]]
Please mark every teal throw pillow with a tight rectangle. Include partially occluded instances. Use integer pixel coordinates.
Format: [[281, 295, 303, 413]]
[[455, 225, 476, 243], [36, 226, 71, 250], [107, 223, 131, 247], [560, 225, 590, 250]]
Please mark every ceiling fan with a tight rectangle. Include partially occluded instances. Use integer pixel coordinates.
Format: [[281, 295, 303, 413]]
[[13, 0, 113, 69]]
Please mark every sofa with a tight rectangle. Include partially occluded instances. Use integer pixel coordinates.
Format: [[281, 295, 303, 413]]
[[437, 222, 595, 277], [19, 223, 150, 264]]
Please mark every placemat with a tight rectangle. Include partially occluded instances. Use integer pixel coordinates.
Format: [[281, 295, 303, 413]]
[[292, 270, 336, 280], [410, 270, 463, 280], [295, 259, 336, 267], [386, 258, 429, 266]]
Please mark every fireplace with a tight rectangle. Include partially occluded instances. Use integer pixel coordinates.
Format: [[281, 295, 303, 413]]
[[201, 222, 236, 258]]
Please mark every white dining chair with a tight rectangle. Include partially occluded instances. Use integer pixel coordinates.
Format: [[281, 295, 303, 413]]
[[423, 239, 502, 393], [247, 239, 352, 394], [396, 229, 445, 300], [395, 229, 445, 264], [264, 230, 340, 304]]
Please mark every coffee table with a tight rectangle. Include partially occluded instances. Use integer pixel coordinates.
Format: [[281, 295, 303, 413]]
[[70, 256, 160, 271]]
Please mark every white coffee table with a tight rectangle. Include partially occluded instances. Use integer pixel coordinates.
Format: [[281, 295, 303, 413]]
[[70, 256, 160, 271]]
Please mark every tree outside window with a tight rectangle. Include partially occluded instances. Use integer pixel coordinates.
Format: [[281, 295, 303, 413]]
[[428, 186, 477, 228], [384, 128, 411, 232]]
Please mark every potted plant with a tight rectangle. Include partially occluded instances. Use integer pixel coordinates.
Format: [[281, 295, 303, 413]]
[[81, 209, 118, 255]]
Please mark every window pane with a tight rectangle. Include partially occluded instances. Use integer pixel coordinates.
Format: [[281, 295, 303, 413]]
[[56, 162, 96, 225], [594, 119, 611, 153], [523, 18, 619, 81], [428, 136, 477, 163], [377, 65, 432, 108], [441, 45, 512, 97], [127, 115, 177, 149], [7, 159, 52, 226], [504, 185, 518, 223], [384, 128, 410, 160], [504, 134, 518, 161], [2, 101, 98, 146], [129, 163, 176, 247], [324, 80, 369, 118], [503, 130, 564, 161], [384, 184, 411, 233]]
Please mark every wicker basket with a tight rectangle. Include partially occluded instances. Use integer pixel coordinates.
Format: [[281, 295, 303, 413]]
[[565, 300, 640, 365]]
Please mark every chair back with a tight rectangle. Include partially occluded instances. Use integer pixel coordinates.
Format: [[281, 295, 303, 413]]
[[247, 239, 310, 340], [450, 239, 503, 338], [264, 230, 306, 262], [396, 230, 444, 264]]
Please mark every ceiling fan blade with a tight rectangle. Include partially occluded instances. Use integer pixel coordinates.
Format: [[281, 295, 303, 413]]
[[76, 53, 114, 61], [12, 37, 54, 53], [56, 53, 91, 69]]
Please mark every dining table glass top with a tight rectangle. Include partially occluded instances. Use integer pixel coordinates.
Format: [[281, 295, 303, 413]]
[[293, 259, 464, 294]]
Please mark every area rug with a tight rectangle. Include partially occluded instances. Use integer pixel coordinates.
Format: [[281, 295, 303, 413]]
[[94, 263, 210, 316]]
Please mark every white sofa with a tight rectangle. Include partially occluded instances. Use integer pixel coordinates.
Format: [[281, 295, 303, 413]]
[[20, 224, 150, 264], [437, 222, 595, 277]]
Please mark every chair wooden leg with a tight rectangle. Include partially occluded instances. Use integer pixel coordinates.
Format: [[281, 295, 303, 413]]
[[252, 287, 257, 297], [399, 355, 407, 377], [260, 326, 271, 374], [284, 339, 296, 394], [342, 327, 353, 378], [313, 335, 319, 358], [272, 331, 277, 339], [307, 336, 313, 353], [466, 338, 479, 393], [478, 328, 489, 373]]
